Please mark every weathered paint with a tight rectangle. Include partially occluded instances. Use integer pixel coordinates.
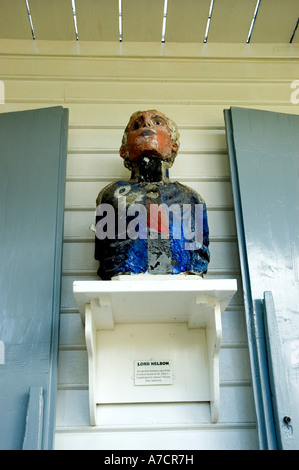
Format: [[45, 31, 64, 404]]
[[119, 110, 179, 164], [95, 177, 210, 279], [95, 111, 210, 280], [263, 291, 295, 450]]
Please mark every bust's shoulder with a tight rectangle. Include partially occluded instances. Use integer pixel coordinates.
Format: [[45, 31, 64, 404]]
[[171, 181, 206, 204], [96, 180, 134, 205]]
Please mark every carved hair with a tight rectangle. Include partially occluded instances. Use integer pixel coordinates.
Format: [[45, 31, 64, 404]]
[[119, 110, 180, 170]]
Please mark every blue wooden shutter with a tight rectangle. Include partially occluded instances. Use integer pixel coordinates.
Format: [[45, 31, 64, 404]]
[[0, 106, 68, 450], [224, 107, 299, 450]]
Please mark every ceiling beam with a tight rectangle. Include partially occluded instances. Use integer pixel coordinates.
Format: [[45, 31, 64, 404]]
[[75, 0, 119, 41], [208, 0, 257, 43], [165, 0, 211, 43], [122, 0, 164, 42], [0, 0, 32, 39], [29, 0, 75, 40], [251, 0, 299, 43]]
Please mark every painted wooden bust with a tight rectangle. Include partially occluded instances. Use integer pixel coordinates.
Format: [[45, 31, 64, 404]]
[[94, 110, 210, 280]]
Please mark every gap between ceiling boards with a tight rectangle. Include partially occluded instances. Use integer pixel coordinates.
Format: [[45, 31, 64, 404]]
[[24, 0, 299, 44]]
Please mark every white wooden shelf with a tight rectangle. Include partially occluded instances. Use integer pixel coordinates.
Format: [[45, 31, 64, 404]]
[[73, 277, 237, 425]]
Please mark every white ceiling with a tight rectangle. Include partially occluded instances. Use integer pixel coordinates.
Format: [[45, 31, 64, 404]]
[[0, 0, 298, 43]]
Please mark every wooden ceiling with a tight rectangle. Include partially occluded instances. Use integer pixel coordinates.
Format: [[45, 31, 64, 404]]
[[0, 0, 298, 43]]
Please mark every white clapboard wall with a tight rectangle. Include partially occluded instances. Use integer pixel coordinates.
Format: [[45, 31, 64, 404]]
[[1, 40, 298, 450]]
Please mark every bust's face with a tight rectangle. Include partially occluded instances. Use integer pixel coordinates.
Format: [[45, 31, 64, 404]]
[[120, 110, 178, 162]]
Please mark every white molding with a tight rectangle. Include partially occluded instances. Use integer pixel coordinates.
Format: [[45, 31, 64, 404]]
[[0, 39, 298, 59], [73, 278, 237, 425]]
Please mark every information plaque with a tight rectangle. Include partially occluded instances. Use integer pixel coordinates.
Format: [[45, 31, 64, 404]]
[[134, 360, 173, 386]]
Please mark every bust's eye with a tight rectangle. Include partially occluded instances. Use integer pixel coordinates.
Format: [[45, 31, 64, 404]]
[[152, 117, 165, 125], [133, 121, 140, 130]]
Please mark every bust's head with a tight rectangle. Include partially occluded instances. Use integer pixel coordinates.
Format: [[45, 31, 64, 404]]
[[120, 110, 180, 170]]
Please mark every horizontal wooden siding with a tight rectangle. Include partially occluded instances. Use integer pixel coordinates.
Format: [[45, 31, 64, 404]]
[[1, 40, 298, 450]]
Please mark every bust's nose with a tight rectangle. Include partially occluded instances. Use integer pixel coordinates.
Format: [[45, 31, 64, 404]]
[[143, 116, 153, 127]]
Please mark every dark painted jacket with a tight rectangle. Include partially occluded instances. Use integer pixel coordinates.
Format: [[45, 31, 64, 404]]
[[95, 179, 210, 280]]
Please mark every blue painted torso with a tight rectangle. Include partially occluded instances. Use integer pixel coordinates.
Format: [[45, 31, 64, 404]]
[[95, 179, 210, 279]]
